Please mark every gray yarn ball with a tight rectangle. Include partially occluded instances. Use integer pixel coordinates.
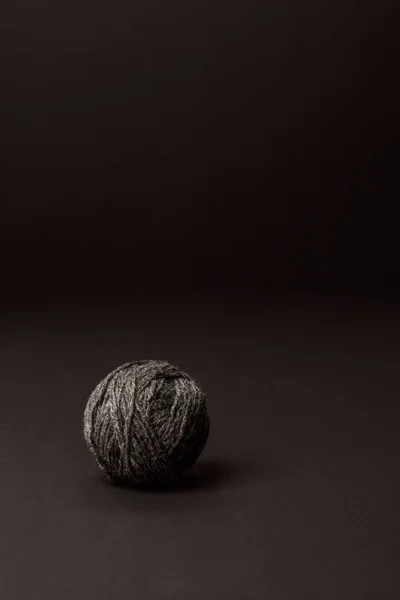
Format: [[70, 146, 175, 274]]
[[83, 360, 210, 487]]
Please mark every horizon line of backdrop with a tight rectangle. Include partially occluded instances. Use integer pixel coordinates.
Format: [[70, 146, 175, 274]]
[[1, 0, 399, 295]]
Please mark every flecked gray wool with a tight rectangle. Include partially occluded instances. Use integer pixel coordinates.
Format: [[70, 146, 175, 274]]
[[83, 360, 210, 487]]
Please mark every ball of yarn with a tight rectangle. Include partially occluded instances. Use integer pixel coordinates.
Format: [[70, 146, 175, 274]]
[[83, 360, 210, 487]]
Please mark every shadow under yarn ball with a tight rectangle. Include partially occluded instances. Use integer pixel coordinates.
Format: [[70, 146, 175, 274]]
[[83, 360, 210, 487]]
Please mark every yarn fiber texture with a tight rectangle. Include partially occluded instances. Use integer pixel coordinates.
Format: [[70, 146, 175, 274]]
[[83, 360, 210, 487]]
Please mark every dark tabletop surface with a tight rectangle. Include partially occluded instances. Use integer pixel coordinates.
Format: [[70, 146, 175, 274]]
[[1, 293, 399, 600]]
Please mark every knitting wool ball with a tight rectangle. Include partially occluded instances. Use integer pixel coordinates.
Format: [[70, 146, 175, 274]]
[[83, 360, 210, 487]]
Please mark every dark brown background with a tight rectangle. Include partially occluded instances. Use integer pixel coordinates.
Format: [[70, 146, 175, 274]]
[[1, 1, 399, 598], [1, 0, 399, 295]]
